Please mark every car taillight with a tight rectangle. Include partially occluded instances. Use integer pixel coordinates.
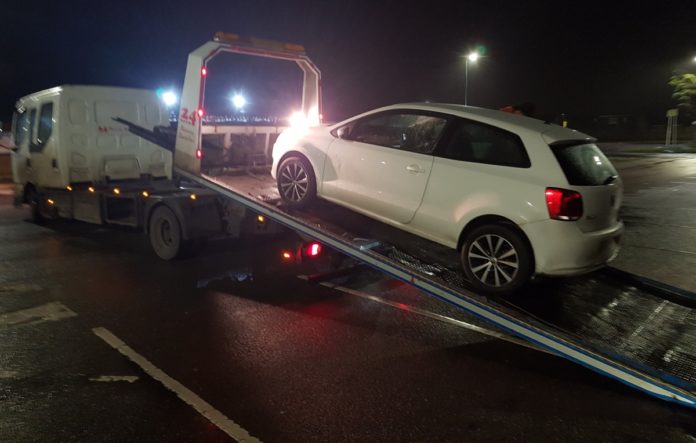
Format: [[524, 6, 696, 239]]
[[545, 187, 583, 221]]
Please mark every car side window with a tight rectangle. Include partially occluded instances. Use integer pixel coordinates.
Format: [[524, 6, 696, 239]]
[[348, 112, 447, 154], [437, 118, 531, 168]]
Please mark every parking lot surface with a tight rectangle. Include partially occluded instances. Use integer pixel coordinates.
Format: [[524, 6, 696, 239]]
[[1, 153, 695, 442]]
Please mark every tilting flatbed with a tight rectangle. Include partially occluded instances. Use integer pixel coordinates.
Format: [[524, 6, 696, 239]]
[[179, 167, 696, 409], [139, 33, 696, 410]]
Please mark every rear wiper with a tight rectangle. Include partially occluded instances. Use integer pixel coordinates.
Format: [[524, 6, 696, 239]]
[[603, 175, 618, 185]]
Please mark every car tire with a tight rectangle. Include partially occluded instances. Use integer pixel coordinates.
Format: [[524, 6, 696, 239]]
[[461, 224, 533, 295], [276, 155, 317, 208], [149, 205, 187, 260]]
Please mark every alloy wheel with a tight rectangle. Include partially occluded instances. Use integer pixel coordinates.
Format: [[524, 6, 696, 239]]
[[467, 234, 519, 287], [279, 161, 309, 202]]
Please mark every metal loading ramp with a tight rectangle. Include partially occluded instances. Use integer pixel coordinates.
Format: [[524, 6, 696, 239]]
[[180, 169, 696, 410]]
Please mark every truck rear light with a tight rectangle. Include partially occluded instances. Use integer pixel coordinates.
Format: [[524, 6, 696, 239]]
[[201, 67, 208, 77], [281, 251, 293, 261], [306, 242, 321, 257], [195, 149, 202, 159], [545, 187, 583, 221]]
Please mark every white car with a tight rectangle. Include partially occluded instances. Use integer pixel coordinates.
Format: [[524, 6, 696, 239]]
[[272, 103, 623, 294]]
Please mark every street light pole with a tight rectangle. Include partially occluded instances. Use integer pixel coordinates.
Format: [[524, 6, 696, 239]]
[[464, 51, 480, 106]]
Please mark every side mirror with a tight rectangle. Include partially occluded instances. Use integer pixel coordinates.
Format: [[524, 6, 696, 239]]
[[336, 126, 349, 139]]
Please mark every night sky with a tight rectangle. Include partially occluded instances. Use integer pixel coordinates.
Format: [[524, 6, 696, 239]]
[[2, 0, 695, 123]]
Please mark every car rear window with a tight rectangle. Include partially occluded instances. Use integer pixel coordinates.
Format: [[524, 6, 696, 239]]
[[551, 143, 617, 186]]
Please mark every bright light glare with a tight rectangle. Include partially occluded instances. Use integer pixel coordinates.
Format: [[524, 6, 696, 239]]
[[231, 94, 246, 110], [161, 91, 178, 107], [467, 52, 480, 62], [288, 107, 320, 129]]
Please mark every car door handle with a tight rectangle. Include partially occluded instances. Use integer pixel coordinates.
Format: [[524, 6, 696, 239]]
[[406, 164, 425, 174]]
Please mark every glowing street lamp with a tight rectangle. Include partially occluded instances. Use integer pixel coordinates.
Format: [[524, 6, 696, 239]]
[[231, 93, 247, 111], [464, 51, 481, 106], [161, 91, 178, 107]]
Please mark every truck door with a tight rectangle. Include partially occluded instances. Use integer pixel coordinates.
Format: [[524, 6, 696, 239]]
[[11, 108, 32, 186], [29, 101, 60, 188]]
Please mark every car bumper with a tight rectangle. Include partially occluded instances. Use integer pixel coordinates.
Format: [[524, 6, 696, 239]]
[[521, 219, 624, 276]]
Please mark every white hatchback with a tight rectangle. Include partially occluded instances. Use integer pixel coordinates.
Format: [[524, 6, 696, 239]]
[[272, 103, 623, 294]]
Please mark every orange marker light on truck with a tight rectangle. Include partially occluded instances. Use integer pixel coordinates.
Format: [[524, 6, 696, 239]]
[[190, 193, 197, 200], [281, 251, 293, 261], [88, 186, 95, 193], [257, 215, 265, 223], [113, 188, 121, 195], [66, 185, 73, 191], [142, 191, 149, 198]]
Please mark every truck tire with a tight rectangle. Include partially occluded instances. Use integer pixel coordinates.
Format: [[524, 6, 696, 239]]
[[149, 205, 186, 260], [26, 187, 45, 224]]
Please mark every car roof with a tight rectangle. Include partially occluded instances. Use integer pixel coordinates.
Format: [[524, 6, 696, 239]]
[[362, 102, 595, 144]]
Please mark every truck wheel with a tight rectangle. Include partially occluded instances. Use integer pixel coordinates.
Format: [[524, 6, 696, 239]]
[[149, 206, 185, 260], [277, 155, 316, 208], [461, 224, 533, 295], [27, 188, 45, 224]]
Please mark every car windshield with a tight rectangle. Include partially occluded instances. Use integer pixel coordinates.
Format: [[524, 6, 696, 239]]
[[551, 142, 618, 186]]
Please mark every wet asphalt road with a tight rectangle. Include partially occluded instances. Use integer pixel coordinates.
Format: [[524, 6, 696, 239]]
[[1, 155, 696, 442]]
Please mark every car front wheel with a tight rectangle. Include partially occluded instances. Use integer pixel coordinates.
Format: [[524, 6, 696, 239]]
[[277, 155, 316, 208], [461, 224, 533, 295]]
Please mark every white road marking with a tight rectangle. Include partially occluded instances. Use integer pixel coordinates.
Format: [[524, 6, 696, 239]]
[[0, 282, 44, 294], [671, 181, 696, 185], [92, 327, 261, 443], [0, 370, 18, 379], [89, 375, 139, 383], [0, 302, 77, 328], [298, 276, 547, 354]]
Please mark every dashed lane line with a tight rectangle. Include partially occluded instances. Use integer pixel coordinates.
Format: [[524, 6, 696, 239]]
[[92, 327, 261, 443], [0, 302, 77, 328]]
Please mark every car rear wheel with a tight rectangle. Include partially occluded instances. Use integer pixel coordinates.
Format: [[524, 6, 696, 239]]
[[277, 155, 316, 208], [461, 224, 533, 295]]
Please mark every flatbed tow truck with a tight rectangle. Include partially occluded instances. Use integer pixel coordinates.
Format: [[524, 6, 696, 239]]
[[127, 32, 696, 410]]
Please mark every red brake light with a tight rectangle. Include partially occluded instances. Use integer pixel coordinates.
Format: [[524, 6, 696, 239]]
[[197, 108, 204, 117], [195, 149, 202, 159], [545, 187, 583, 221], [306, 242, 321, 257], [201, 67, 208, 77]]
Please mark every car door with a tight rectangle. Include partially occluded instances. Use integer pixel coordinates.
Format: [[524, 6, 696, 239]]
[[322, 111, 448, 224]]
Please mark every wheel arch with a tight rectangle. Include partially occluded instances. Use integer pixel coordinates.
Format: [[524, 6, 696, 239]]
[[457, 214, 536, 270], [276, 150, 319, 181]]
